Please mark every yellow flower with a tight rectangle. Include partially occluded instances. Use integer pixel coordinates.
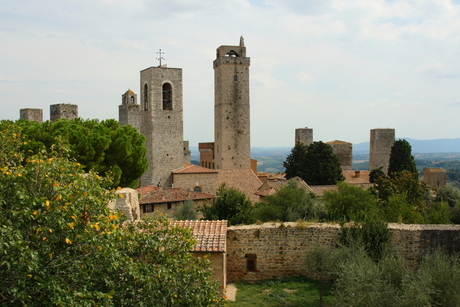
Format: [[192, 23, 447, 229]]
[[45, 200, 50, 210], [68, 222, 75, 230], [65, 238, 72, 244]]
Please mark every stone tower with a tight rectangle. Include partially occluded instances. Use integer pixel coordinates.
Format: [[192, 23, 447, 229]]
[[20, 108, 43, 123], [295, 128, 313, 146], [327, 140, 352, 171], [50, 103, 78, 121], [369, 128, 395, 174], [139, 66, 184, 188], [119, 89, 140, 132], [214, 37, 251, 170]]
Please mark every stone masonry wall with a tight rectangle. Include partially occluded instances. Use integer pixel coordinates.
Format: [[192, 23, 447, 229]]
[[173, 172, 218, 195], [227, 223, 460, 283], [20, 108, 43, 123], [369, 128, 395, 174], [50, 103, 78, 121]]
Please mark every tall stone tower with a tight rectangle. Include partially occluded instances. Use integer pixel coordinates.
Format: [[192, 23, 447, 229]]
[[214, 37, 250, 170], [119, 89, 140, 132], [139, 66, 184, 188], [50, 103, 78, 121], [369, 128, 395, 174], [295, 128, 313, 146], [20, 108, 43, 123], [327, 140, 352, 171]]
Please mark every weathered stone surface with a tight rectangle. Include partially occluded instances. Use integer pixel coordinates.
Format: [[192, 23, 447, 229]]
[[108, 188, 140, 221], [369, 128, 395, 173]]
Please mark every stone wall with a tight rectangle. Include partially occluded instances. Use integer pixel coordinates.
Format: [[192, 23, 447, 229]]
[[50, 103, 78, 121], [369, 128, 395, 174], [107, 188, 140, 221], [423, 168, 447, 188], [226, 222, 460, 283], [327, 140, 352, 171], [295, 128, 313, 146], [20, 108, 43, 123], [173, 172, 218, 195]]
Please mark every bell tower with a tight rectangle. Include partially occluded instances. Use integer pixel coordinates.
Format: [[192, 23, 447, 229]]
[[214, 37, 251, 170], [139, 65, 184, 188]]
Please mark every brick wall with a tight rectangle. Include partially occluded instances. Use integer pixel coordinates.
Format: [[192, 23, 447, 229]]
[[226, 222, 460, 282]]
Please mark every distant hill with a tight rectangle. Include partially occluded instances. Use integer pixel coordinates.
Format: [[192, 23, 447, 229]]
[[354, 138, 460, 154]]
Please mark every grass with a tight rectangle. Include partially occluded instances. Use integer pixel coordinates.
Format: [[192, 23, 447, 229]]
[[227, 276, 335, 307]]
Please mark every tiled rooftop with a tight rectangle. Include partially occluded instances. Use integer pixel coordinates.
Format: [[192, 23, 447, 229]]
[[172, 163, 218, 174], [342, 170, 371, 184], [326, 140, 351, 145], [217, 169, 262, 203], [171, 220, 227, 253], [139, 186, 214, 204], [256, 177, 314, 197]]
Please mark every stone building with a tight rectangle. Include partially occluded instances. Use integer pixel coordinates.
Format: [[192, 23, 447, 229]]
[[295, 127, 313, 146], [19, 108, 43, 123], [327, 140, 352, 171], [213, 37, 251, 170], [424, 168, 447, 188], [172, 163, 218, 195], [50, 103, 78, 121], [369, 128, 395, 174], [118, 89, 140, 132]]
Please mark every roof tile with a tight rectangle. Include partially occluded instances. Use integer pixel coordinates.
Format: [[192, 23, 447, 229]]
[[171, 220, 227, 253]]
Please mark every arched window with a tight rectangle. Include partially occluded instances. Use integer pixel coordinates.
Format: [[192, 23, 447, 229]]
[[194, 186, 202, 193], [162, 83, 172, 110], [131, 96, 134, 104], [143, 84, 148, 110]]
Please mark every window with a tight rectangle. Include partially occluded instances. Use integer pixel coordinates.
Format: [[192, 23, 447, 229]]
[[131, 96, 134, 104], [162, 83, 172, 110], [233, 75, 238, 81], [144, 204, 153, 213], [194, 186, 201, 193], [167, 203, 172, 210], [245, 254, 257, 272], [143, 84, 148, 110]]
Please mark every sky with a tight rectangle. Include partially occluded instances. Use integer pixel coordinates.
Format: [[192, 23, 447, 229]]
[[1, 0, 460, 148]]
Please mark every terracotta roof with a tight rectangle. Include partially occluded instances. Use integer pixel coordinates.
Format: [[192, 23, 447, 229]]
[[171, 220, 227, 253], [326, 140, 351, 145], [139, 186, 214, 204], [309, 185, 338, 197], [425, 168, 447, 173], [342, 170, 371, 184], [256, 177, 314, 197], [137, 185, 159, 194], [124, 89, 135, 95], [172, 163, 218, 174], [217, 169, 262, 203]]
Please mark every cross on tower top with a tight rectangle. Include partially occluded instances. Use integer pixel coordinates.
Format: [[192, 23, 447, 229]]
[[156, 49, 165, 67]]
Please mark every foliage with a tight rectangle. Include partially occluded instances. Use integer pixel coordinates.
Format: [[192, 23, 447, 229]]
[[283, 142, 308, 180], [324, 182, 379, 222], [200, 184, 254, 226], [388, 139, 417, 177], [335, 247, 460, 307], [304, 141, 345, 185], [2, 118, 148, 188], [339, 215, 390, 262], [0, 128, 223, 306], [304, 246, 340, 306], [435, 185, 460, 207], [227, 276, 334, 307], [175, 199, 198, 220], [252, 179, 316, 222], [369, 166, 386, 183], [284, 141, 344, 185]]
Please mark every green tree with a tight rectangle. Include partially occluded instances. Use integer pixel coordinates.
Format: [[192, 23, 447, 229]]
[[252, 179, 316, 222], [303, 141, 344, 185], [435, 185, 460, 207], [200, 184, 254, 226], [0, 129, 223, 306], [388, 139, 417, 178], [369, 166, 386, 183], [283, 142, 308, 180], [4, 118, 148, 188], [283, 141, 344, 185], [324, 182, 379, 222], [175, 199, 198, 220]]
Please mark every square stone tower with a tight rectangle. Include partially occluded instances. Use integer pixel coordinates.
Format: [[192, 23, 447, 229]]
[[214, 37, 250, 170], [139, 66, 184, 188], [20, 108, 43, 123], [295, 127, 313, 146], [50, 103, 78, 121], [369, 128, 395, 174], [327, 140, 352, 171], [119, 89, 140, 132]]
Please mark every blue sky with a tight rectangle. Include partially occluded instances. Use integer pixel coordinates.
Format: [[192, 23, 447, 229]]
[[1, 0, 460, 147]]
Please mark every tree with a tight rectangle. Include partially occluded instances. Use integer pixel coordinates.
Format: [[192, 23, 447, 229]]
[[252, 179, 316, 222], [435, 185, 460, 207], [0, 128, 224, 306], [200, 184, 254, 226], [304, 141, 344, 185], [283, 141, 344, 185], [388, 139, 417, 178], [324, 182, 379, 222], [3, 118, 148, 188], [369, 166, 386, 183], [175, 199, 198, 220], [283, 142, 308, 180]]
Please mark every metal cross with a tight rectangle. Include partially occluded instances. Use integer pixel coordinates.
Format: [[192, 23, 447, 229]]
[[156, 49, 165, 67]]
